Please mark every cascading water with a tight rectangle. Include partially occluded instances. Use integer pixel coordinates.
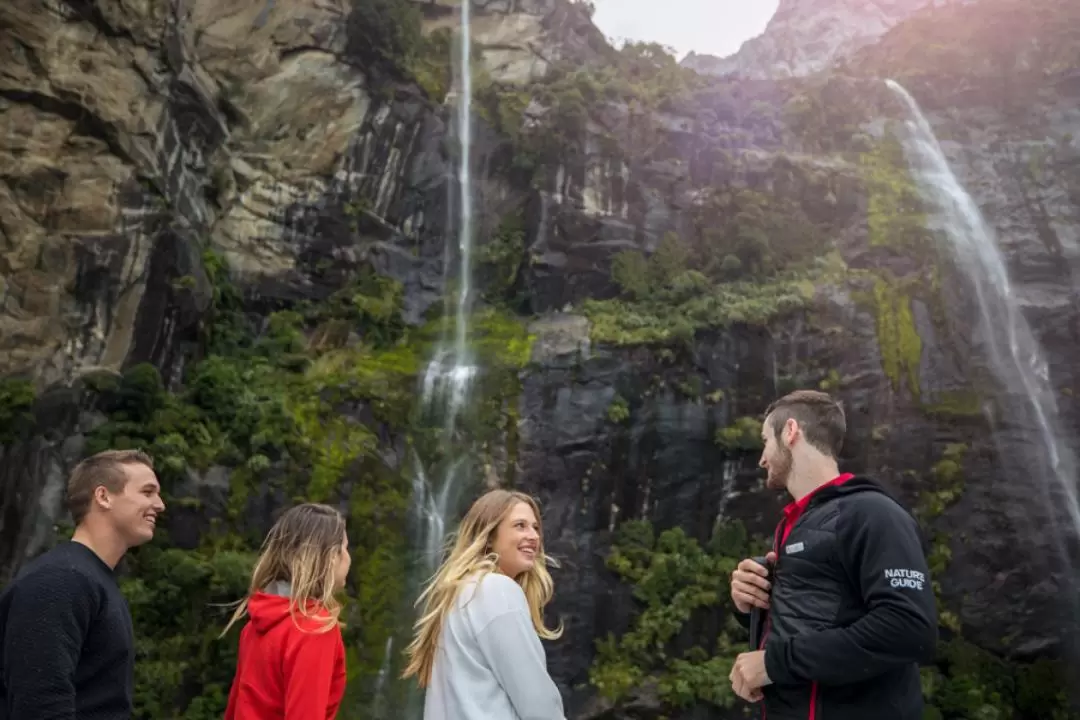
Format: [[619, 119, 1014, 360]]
[[413, 0, 476, 595], [383, 2, 479, 718], [884, 79, 1080, 573], [421, 0, 477, 434]]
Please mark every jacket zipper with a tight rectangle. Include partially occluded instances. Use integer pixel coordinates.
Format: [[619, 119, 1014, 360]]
[[760, 518, 816, 720], [758, 520, 785, 720], [759, 612, 772, 720]]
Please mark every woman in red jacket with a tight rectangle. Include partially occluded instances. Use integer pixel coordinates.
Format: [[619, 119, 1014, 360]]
[[223, 503, 352, 720]]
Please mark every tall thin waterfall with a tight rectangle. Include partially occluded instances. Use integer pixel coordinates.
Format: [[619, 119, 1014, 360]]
[[396, 2, 479, 717], [421, 0, 476, 435], [413, 0, 476, 591], [884, 79, 1080, 557]]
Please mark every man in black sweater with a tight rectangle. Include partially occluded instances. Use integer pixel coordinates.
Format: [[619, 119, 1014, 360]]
[[0, 449, 165, 720], [727, 390, 937, 720]]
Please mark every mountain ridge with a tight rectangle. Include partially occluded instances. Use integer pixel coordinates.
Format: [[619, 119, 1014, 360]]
[[680, 0, 967, 79]]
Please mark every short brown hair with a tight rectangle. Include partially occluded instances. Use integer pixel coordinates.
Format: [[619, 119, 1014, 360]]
[[765, 390, 846, 458], [67, 449, 155, 524]]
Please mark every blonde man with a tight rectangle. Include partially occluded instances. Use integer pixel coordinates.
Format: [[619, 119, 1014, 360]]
[[0, 449, 165, 720]]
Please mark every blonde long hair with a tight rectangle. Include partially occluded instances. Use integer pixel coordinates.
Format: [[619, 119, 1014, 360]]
[[222, 503, 347, 636], [402, 489, 564, 687]]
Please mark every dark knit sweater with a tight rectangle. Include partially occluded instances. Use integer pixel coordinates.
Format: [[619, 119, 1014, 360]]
[[0, 541, 135, 720]]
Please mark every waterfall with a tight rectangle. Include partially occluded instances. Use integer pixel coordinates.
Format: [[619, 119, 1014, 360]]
[[884, 80, 1080, 570], [370, 637, 395, 716], [414, 0, 476, 584], [391, 2, 479, 717], [420, 0, 476, 432]]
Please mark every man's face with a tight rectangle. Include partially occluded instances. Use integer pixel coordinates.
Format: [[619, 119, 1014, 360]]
[[760, 416, 794, 491], [105, 463, 165, 548]]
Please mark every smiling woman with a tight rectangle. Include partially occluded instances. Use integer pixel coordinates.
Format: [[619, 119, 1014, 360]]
[[489, 498, 542, 577], [402, 489, 566, 720]]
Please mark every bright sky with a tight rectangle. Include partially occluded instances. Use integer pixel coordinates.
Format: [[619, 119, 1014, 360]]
[[590, 0, 780, 60]]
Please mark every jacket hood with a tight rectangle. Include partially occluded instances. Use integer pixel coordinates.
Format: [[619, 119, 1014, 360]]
[[246, 591, 295, 635], [812, 475, 912, 514], [819, 475, 887, 498], [245, 584, 335, 635]]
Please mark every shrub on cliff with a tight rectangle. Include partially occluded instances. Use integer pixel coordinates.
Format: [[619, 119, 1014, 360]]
[[590, 519, 765, 711], [0, 377, 36, 444], [345, 0, 424, 68]]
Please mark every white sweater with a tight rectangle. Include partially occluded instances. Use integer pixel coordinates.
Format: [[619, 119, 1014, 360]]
[[423, 572, 566, 720]]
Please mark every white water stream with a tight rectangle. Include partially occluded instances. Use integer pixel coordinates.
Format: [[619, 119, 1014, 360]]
[[885, 78, 1080, 565], [392, 2, 480, 717]]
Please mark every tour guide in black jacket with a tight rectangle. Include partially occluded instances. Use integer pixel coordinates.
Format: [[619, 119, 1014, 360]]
[[728, 390, 937, 720]]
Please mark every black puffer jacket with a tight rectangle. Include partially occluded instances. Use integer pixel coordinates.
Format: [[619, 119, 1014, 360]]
[[747, 475, 938, 720]]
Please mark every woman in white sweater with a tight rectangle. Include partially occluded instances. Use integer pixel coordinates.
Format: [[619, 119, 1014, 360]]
[[402, 489, 566, 720]]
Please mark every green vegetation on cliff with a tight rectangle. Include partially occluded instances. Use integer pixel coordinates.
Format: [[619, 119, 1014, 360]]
[[715, 416, 764, 452], [872, 277, 923, 399], [855, 130, 949, 401], [863, 134, 934, 254], [781, 74, 876, 155], [583, 270, 818, 346], [0, 377, 36, 444], [922, 637, 1079, 720], [479, 44, 850, 348], [688, 186, 825, 279], [476, 210, 528, 305], [590, 519, 765, 711], [122, 546, 255, 718], [470, 24, 857, 350], [345, 0, 456, 100], [478, 40, 704, 170], [914, 443, 968, 635], [583, 226, 847, 346]]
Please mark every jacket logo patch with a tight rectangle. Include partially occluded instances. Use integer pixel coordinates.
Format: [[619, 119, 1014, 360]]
[[884, 568, 926, 590], [784, 542, 804, 554]]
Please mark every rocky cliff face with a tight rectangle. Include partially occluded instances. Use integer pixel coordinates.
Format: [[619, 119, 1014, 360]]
[[681, 0, 960, 80], [0, 0, 604, 387], [2, 0, 1080, 718]]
